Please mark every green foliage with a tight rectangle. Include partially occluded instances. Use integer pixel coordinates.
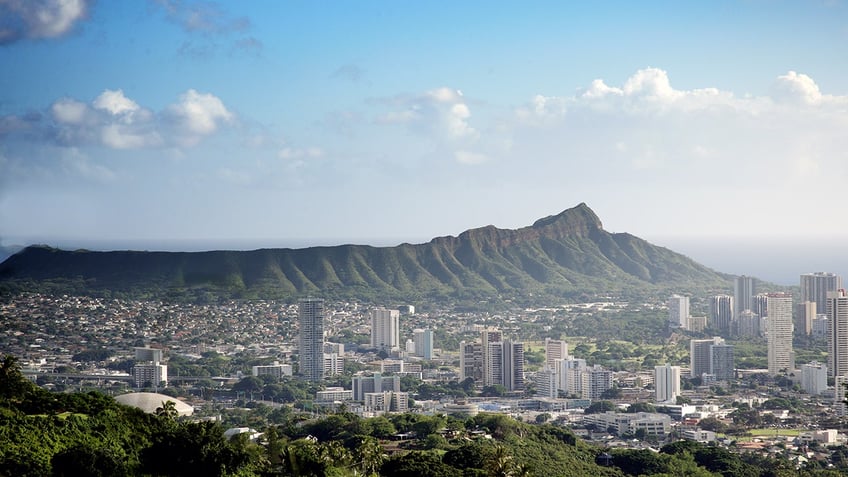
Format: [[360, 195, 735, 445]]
[[584, 400, 617, 414]]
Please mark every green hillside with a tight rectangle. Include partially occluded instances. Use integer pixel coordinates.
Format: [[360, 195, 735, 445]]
[[0, 204, 730, 302]]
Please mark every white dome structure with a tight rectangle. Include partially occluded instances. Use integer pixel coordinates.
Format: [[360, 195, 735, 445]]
[[115, 392, 194, 416]]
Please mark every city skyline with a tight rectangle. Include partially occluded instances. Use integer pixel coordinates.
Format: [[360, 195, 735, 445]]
[[3, 1, 848, 255]]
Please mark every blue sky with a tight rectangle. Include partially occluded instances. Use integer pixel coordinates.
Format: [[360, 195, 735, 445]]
[[2, 0, 848, 253]]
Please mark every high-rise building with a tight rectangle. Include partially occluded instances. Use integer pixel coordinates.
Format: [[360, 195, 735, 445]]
[[544, 338, 569, 369], [801, 272, 843, 316], [668, 295, 690, 329], [413, 328, 434, 360], [462, 329, 524, 391], [655, 364, 681, 403], [535, 368, 558, 399], [370, 308, 400, 351], [132, 362, 167, 388], [801, 362, 828, 395], [813, 314, 829, 339], [827, 289, 848, 378], [134, 347, 164, 363], [690, 337, 724, 379], [767, 293, 794, 375], [352, 373, 401, 401], [710, 344, 735, 381], [708, 295, 734, 334], [736, 310, 762, 338], [795, 301, 816, 337], [752, 294, 769, 319], [583, 365, 614, 400], [734, 275, 756, 318], [298, 298, 325, 382]]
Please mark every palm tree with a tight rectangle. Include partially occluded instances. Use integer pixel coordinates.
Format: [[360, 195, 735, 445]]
[[155, 400, 179, 419], [484, 444, 515, 477]]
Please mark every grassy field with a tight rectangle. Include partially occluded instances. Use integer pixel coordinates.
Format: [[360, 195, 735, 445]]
[[747, 428, 804, 437]]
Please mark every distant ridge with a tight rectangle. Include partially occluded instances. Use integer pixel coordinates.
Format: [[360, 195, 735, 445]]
[[0, 204, 729, 301]]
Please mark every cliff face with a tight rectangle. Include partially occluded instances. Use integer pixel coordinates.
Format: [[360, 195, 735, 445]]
[[0, 204, 729, 300]]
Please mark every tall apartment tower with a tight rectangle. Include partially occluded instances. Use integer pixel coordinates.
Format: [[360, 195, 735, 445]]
[[710, 343, 735, 381], [413, 328, 434, 360], [654, 364, 681, 403], [767, 293, 794, 375], [544, 338, 569, 369], [827, 289, 848, 378], [801, 272, 843, 315], [796, 301, 817, 337], [298, 298, 325, 382], [502, 340, 525, 391], [668, 295, 690, 329], [481, 328, 503, 387], [734, 275, 756, 318], [370, 307, 400, 351], [708, 295, 734, 334], [690, 337, 724, 378]]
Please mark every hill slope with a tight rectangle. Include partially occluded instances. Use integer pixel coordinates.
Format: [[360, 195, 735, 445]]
[[0, 204, 729, 301]]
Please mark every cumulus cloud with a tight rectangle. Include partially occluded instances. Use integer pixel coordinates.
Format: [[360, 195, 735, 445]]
[[505, 68, 848, 198], [0, 0, 91, 44], [376, 86, 479, 150], [3, 88, 232, 150], [166, 89, 233, 137]]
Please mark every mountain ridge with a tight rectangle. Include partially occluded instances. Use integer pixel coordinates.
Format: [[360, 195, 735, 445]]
[[0, 204, 730, 302]]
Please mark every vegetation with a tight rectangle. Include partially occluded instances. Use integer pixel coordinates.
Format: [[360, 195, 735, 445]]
[[4, 354, 838, 476], [0, 205, 730, 304]]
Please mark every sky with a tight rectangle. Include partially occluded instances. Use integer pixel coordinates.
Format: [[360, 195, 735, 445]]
[[2, 0, 848, 274]]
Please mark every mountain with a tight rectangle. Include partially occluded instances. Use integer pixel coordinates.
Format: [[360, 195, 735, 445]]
[[0, 203, 729, 302]]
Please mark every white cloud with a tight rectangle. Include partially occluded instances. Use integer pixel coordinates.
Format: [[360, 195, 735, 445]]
[[0, 0, 91, 44], [167, 89, 233, 136], [5, 88, 232, 150], [771, 70, 824, 105], [51, 98, 90, 124], [93, 89, 140, 117], [376, 87, 479, 144]]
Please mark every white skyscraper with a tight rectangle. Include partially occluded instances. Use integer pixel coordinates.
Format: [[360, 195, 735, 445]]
[[801, 362, 828, 395], [827, 289, 848, 378], [298, 298, 325, 382], [413, 328, 434, 360], [544, 338, 569, 369], [370, 307, 400, 351], [668, 295, 690, 329], [654, 364, 681, 403], [767, 293, 794, 375]]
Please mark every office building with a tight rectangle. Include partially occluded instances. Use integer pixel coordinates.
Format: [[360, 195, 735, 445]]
[[827, 289, 848, 378], [459, 341, 482, 383], [710, 344, 735, 381], [767, 293, 794, 375], [734, 275, 756, 318], [654, 364, 681, 403], [132, 362, 167, 388], [363, 391, 409, 413], [690, 337, 724, 379], [801, 362, 828, 395], [708, 295, 734, 334], [298, 298, 325, 382], [801, 272, 842, 316], [352, 373, 401, 401], [545, 338, 569, 369], [370, 307, 400, 351], [668, 295, 690, 329], [413, 328, 434, 360], [796, 301, 816, 337], [535, 368, 558, 398]]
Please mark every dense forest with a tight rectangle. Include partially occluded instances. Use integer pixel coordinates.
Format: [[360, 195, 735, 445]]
[[1, 355, 844, 476]]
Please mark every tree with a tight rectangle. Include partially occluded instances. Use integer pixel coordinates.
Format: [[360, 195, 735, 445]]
[[535, 413, 551, 424], [626, 402, 655, 413], [481, 385, 507, 397], [155, 400, 179, 420], [584, 400, 616, 414]]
